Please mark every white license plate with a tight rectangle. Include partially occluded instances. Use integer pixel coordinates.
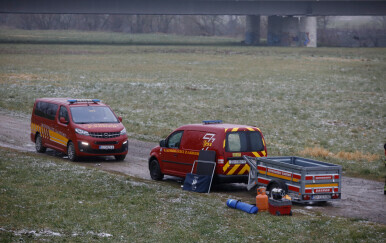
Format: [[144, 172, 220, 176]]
[[312, 195, 331, 200], [99, 145, 114, 150], [229, 160, 246, 165]]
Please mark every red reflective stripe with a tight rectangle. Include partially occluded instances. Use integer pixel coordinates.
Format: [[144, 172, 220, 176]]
[[293, 174, 301, 179], [334, 175, 340, 179], [257, 166, 267, 171], [288, 185, 300, 193], [258, 177, 270, 185], [305, 176, 313, 180], [305, 189, 312, 194], [334, 188, 339, 192], [314, 188, 332, 193]]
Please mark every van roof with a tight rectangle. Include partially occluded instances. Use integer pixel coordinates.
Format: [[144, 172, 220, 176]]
[[177, 123, 260, 133], [35, 98, 106, 106]]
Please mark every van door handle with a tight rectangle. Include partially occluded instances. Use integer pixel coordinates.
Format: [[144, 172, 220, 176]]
[[173, 154, 178, 157]]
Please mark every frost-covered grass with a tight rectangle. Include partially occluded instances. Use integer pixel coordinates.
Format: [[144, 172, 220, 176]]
[[1, 148, 385, 242], [0, 28, 385, 180]]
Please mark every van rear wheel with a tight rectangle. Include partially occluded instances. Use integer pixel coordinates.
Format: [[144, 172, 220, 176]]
[[149, 159, 164, 181], [67, 141, 78, 162], [35, 134, 46, 153]]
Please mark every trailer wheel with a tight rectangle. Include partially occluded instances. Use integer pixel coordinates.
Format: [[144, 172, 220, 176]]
[[267, 180, 288, 196], [276, 211, 280, 216], [289, 210, 293, 216]]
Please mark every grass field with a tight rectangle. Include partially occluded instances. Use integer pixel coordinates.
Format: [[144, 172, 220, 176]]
[[0, 28, 385, 180], [1, 148, 385, 242]]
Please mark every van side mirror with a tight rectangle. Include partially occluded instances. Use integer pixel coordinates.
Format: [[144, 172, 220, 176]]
[[118, 116, 123, 122], [59, 117, 68, 124], [159, 139, 166, 147]]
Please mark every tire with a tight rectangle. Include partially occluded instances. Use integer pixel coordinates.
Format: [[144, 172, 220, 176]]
[[267, 180, 288, 197], [35, 134, 46, 153], [289, 210, 293, 216], [115, 154, 126, 161], [149, 159, 164, 181], [276, 211, 281, 216], [67, 141, 78, 162]]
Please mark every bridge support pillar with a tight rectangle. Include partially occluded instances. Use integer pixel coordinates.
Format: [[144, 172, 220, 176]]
[[245, 15, 260, 45], [267, 16, 317, 47], [300, 16, 317, 47]]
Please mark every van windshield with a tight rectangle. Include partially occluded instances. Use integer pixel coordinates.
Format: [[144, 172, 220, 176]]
[[226, 131, 264, 152], [70, 106, 118, 124]]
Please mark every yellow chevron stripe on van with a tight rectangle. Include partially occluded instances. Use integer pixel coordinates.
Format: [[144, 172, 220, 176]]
[[223, 139, 226, 149], [223, 162, 230, 172], [238, 164, 250, 175], [247, 127, 255, 131], [227, 164, 240, 175], [231, 127, 239, 132], [252, 152, 261, 157]]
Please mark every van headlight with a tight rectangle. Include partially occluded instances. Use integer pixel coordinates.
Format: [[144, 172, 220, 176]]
[[120, 128, 127, 135], [75, 128, 90, 136]]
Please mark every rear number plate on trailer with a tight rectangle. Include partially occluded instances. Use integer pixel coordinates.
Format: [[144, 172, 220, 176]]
[[229, 160, 246, 165], [312, 195, 331, 200], [99, 145, 114, 150]]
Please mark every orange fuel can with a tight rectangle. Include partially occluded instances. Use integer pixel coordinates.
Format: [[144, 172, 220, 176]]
[[256, 187, 269, 212]]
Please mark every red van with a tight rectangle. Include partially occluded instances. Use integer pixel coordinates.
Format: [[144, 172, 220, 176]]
[[31, 98, 128, 161], [148, 120, 267, 183]]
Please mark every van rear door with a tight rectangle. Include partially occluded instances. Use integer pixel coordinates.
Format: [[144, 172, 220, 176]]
[[222, 128, 266, 176]]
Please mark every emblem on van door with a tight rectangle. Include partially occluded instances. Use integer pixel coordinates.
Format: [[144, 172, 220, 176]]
[[202, 133, 216, 148]]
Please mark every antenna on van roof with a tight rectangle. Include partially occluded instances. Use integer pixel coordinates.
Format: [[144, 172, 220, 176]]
[[203, 120, 222, 124]]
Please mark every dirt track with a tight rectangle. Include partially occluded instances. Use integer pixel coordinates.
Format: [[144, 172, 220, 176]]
[[1, 111, 385, 224]]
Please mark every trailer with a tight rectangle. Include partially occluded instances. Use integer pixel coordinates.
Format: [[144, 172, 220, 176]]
[[243, 156, 342, 203]]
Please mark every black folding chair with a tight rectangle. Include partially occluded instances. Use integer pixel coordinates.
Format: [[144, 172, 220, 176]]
[[183, 150, 216, 193]]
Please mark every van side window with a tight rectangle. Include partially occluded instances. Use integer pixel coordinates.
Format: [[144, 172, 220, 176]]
[[59, 106, 69, 123], [35, 101, 58, 120], [167, 131, 183, 149]]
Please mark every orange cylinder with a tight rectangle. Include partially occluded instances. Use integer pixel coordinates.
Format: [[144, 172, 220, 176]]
[[256, 187, 269, 212]]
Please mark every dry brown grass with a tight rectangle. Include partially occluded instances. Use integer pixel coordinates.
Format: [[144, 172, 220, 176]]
[[300, 146, 380, 162], [300, 146, 332, 158]]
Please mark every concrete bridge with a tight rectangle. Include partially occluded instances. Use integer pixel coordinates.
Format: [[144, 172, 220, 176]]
[[1, 0, 386, 47]]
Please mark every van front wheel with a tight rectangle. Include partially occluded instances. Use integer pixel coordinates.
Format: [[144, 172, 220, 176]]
[[149, 159, 164, 181], [67, 142, 78, 162], [35, 134, 46, 153]]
